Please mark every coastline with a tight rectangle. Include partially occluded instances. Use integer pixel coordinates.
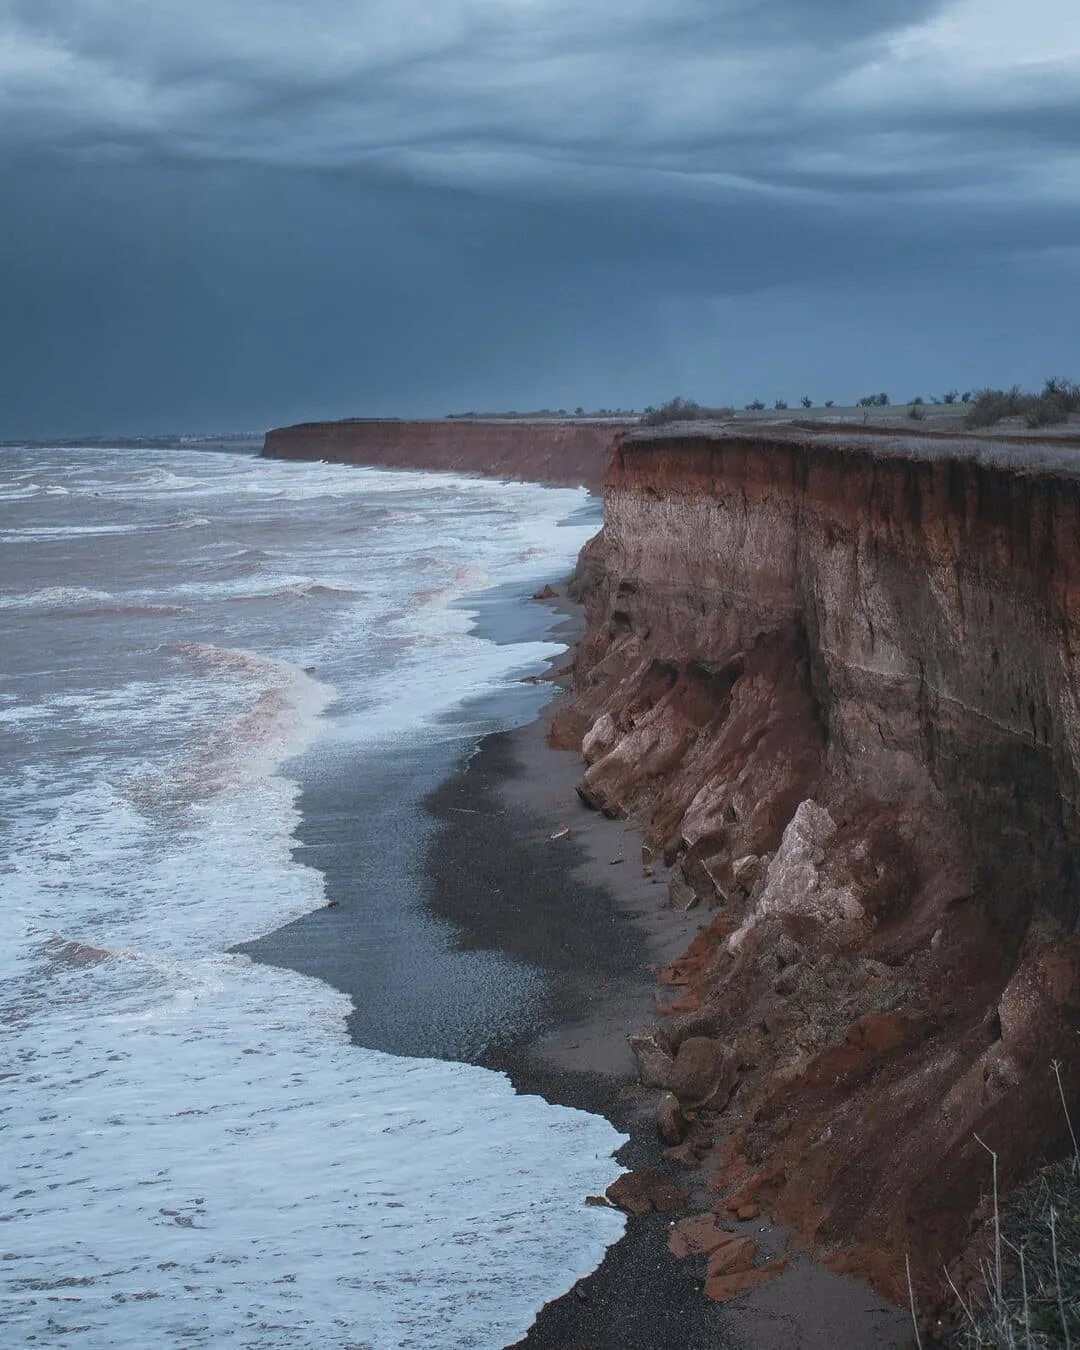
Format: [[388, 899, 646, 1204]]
[[248, 538, 911, 1346], [425, 594, 911, 1349]]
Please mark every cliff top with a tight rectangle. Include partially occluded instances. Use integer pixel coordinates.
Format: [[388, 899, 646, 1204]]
[[624, 419, 1080, 480]]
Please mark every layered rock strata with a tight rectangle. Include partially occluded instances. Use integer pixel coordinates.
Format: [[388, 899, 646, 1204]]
[[261, 418, 630, 490], [555, 424, 1080, 1304]]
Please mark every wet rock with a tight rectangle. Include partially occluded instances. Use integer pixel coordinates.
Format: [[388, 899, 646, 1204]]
[[605, 1169, 689, 1216], [628, 1027, 674, 1088], [668, 1036, 738, 1108], [532, 584, 558, 600], [656, 1091, 686, 1144]]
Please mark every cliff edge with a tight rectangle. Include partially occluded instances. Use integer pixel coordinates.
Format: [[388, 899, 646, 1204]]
[[554, 422, 1080, 1307], [261, 418, 631, 490]]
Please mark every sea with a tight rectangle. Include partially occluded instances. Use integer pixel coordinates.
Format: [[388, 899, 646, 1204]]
[[0, 444, 625, 1348]]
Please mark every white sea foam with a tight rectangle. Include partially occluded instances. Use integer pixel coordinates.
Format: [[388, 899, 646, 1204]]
[[1, 445, 620, 1348]]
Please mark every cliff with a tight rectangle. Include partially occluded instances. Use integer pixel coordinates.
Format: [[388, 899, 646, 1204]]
[[261, 418, 631, 490], [554, 423, 1080, 1305]]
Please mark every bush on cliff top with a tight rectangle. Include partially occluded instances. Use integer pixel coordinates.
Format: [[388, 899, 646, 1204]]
[[640, 397, 735, 426], [966, 378, 1080, 430]]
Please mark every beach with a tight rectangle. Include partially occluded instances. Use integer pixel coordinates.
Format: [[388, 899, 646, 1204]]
[[248, 575, 912, 1348]]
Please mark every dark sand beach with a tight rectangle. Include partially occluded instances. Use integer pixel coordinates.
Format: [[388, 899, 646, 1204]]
[[249, 575, 912, 1348]]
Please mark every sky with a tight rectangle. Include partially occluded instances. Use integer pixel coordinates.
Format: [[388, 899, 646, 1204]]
[[1, 0, 1078, 435]]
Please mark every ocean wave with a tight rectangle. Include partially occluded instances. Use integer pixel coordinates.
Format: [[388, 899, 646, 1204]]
[[1, 515, 209, 543], [0, 586, 115, 611], [160, 643, 334, 798]]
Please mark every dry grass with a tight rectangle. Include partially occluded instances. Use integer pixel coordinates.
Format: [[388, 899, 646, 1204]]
[[936, 1065, 1079, 1348]]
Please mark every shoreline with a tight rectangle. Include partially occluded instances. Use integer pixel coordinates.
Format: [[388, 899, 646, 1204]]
[[246, 534, 910, 1346], [425, 593, 910, 1348]]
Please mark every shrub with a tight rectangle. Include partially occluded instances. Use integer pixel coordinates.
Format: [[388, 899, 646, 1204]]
[[801, 395, 813, 408], [965, 379, 1080, 430], [639, 397, 734, 426], [943, 389, 959, 404], [774, 399, 789, 410], [745, 399, 766, 411], [824, 399, 835, 408], [857, 392, 890, 407], [908, 403, 925, 420]]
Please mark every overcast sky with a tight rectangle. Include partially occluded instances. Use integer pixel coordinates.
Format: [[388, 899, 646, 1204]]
[[2, 0, 1078, 434]]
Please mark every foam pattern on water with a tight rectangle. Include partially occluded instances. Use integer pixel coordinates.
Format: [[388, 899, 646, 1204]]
[[0, 446, 623, 1348]]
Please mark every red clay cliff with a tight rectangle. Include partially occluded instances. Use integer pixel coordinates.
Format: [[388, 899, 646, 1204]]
[[554, 423, 1080, 1307], [261, 417, 629, 491]]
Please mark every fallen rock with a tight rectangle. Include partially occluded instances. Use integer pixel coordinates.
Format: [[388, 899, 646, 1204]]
[[663, 1141, 703, 1170], [668, 877, 699, 911], [668, 1036, 738, 1108], [656, 1091, 686, 1144], [704, 1259, 787, 1303], [732, 854, 761, 892], [667, 1214, 734, 1260], [706, 1234, 757, 1277], [628, 1027, 674, 1088], [532, 584, 558, 600], [605, 1169, 689, 1216], [736, 1203, 760, 1221]]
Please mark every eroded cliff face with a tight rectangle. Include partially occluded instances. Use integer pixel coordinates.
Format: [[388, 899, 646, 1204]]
[[262, 418, 629, 490], [556, 427, 1080, 1303]]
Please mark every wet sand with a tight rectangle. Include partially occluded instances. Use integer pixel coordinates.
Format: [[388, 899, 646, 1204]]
[[425, 619, 912, 1348]]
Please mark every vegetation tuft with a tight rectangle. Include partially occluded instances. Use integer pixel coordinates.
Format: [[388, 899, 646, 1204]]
[[934, 1063, 1079, 1349]]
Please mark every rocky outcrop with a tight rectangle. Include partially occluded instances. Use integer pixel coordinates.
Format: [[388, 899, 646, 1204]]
[[261, 418, 630, 490], [558, 423, 1080, 1305]]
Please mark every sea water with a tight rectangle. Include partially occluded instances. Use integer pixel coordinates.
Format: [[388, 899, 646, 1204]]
[[0, 446, 625, 1348]]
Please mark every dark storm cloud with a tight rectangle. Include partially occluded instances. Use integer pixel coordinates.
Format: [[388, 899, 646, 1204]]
[[0, 1, 1077, 434], [2, 0, 1074, 200]]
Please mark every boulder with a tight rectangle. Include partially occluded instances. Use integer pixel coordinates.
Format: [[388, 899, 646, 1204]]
[[532, 584, 558, 600], [667, 1214, 734, 1260], [668, 877, 699, 911], [704, 1259, 787, 1303], [732, 854, 762, 892], [706, 1234, 757, 1277], [606, 1169, 688, 1216], [628, 1027, 674, 1087], [656, 1091, 686, 1144], [668, 1036, 738, 1109]]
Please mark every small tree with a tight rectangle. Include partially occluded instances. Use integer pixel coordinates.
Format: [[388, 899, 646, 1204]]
[[824, 399, 835, 408], [943, 389, 959, 404], [800, 395, 813, 408], [746, 399, 766, 411], [774, 399, 789, 410]]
